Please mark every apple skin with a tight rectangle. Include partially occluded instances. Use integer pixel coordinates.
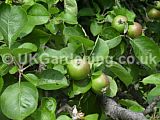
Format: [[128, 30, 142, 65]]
[[128, 22, 142, 38], [112, 15, 128, 33], [67, 59, 90, 80], [91, 73, 110, 94], [148, 8, 160, 19], [155, 1, 160, 9]]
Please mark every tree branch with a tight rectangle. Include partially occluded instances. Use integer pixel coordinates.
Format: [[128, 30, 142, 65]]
[[56, 104, 72, 116], [102, 95, 147, 120], [57, 95, 156, 120], [143, 96, 160, 115], [56, 104, 84, 120]]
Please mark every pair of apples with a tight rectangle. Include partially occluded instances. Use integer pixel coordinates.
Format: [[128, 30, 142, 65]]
[[112, 15, 142, 38], [67, 59, 109, 94], [148, 1, 160, 19]]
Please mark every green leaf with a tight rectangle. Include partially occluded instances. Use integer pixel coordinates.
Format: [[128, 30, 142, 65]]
[[80, 92, 100, 114], [91, 38, 109, 62], [63, 25, 85, 39], [18, 43, 37, 51], [28, 3, 50, 25], [130, 36, 160, 68], [0, 82, 38, 120], [68, 79, 91, 98], [60, 43, 80, 57], [63, 12, 78, 24], [90, 21, 102, 36], [53, 65, 67, 74], [35, 0, 59, 5], [108, 61, 133, 86], [64, 0, 77, 16], [35, 0, 46, 2], [12, 43, 37, 55], [22, 29, 51, 46], [142, 74, 160, 85], [0, 77, 4, 93], [32, 97, 56, 120], [19, 15, 36, 38], [48, 6, 60, 14], [147, 86, 160, 103], [37, 69, 69, 90], [106, 76, 117, 97], [22, 0, 35, 9], [0, 64, 10, 76], [48, 0, 59, 6], [0, 47, 11, 55], [113, 8, 136, 22], [105, 36, 122, 49], [23, 73, 39, 86], [0, 4, 27, 47], [23, 0, 34, 5], [63, 0, 78, 24], [33, 108, 56, 120], [119, 99, 144, 112], [39, 48, 63, 64], [84, 114, 99, 120], [9, 66, 18, 74], [41, 98, 57, 112], [100, 27, 120, 39], [0, 32, 4, 40], [39, 44, 78, 64], [45, 18, 60, 35], [68, 36, 94, 49], [129, 105, 145, 113], [57, 115, 72, 120]]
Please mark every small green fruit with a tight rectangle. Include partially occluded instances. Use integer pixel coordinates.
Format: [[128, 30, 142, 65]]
[[112, 15, 128, 33], [67, 59, 90, 80], [128, 22, 142, 38], [148, 8, 160, 19], [91, 73, 110, 94], [155, 1, 160, 9]]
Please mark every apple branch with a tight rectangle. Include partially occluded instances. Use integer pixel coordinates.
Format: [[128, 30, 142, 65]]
[[143, 96, 160, 115], [102, 95, 147, 120]]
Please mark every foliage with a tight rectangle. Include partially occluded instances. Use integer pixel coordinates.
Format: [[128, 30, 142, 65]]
[[0, 0, 160, 119]]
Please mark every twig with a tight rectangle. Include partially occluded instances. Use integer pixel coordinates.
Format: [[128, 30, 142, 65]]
[[56, 104, 72, 116], [143, 96, 160, 115], [57, 104, 84, 120]]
